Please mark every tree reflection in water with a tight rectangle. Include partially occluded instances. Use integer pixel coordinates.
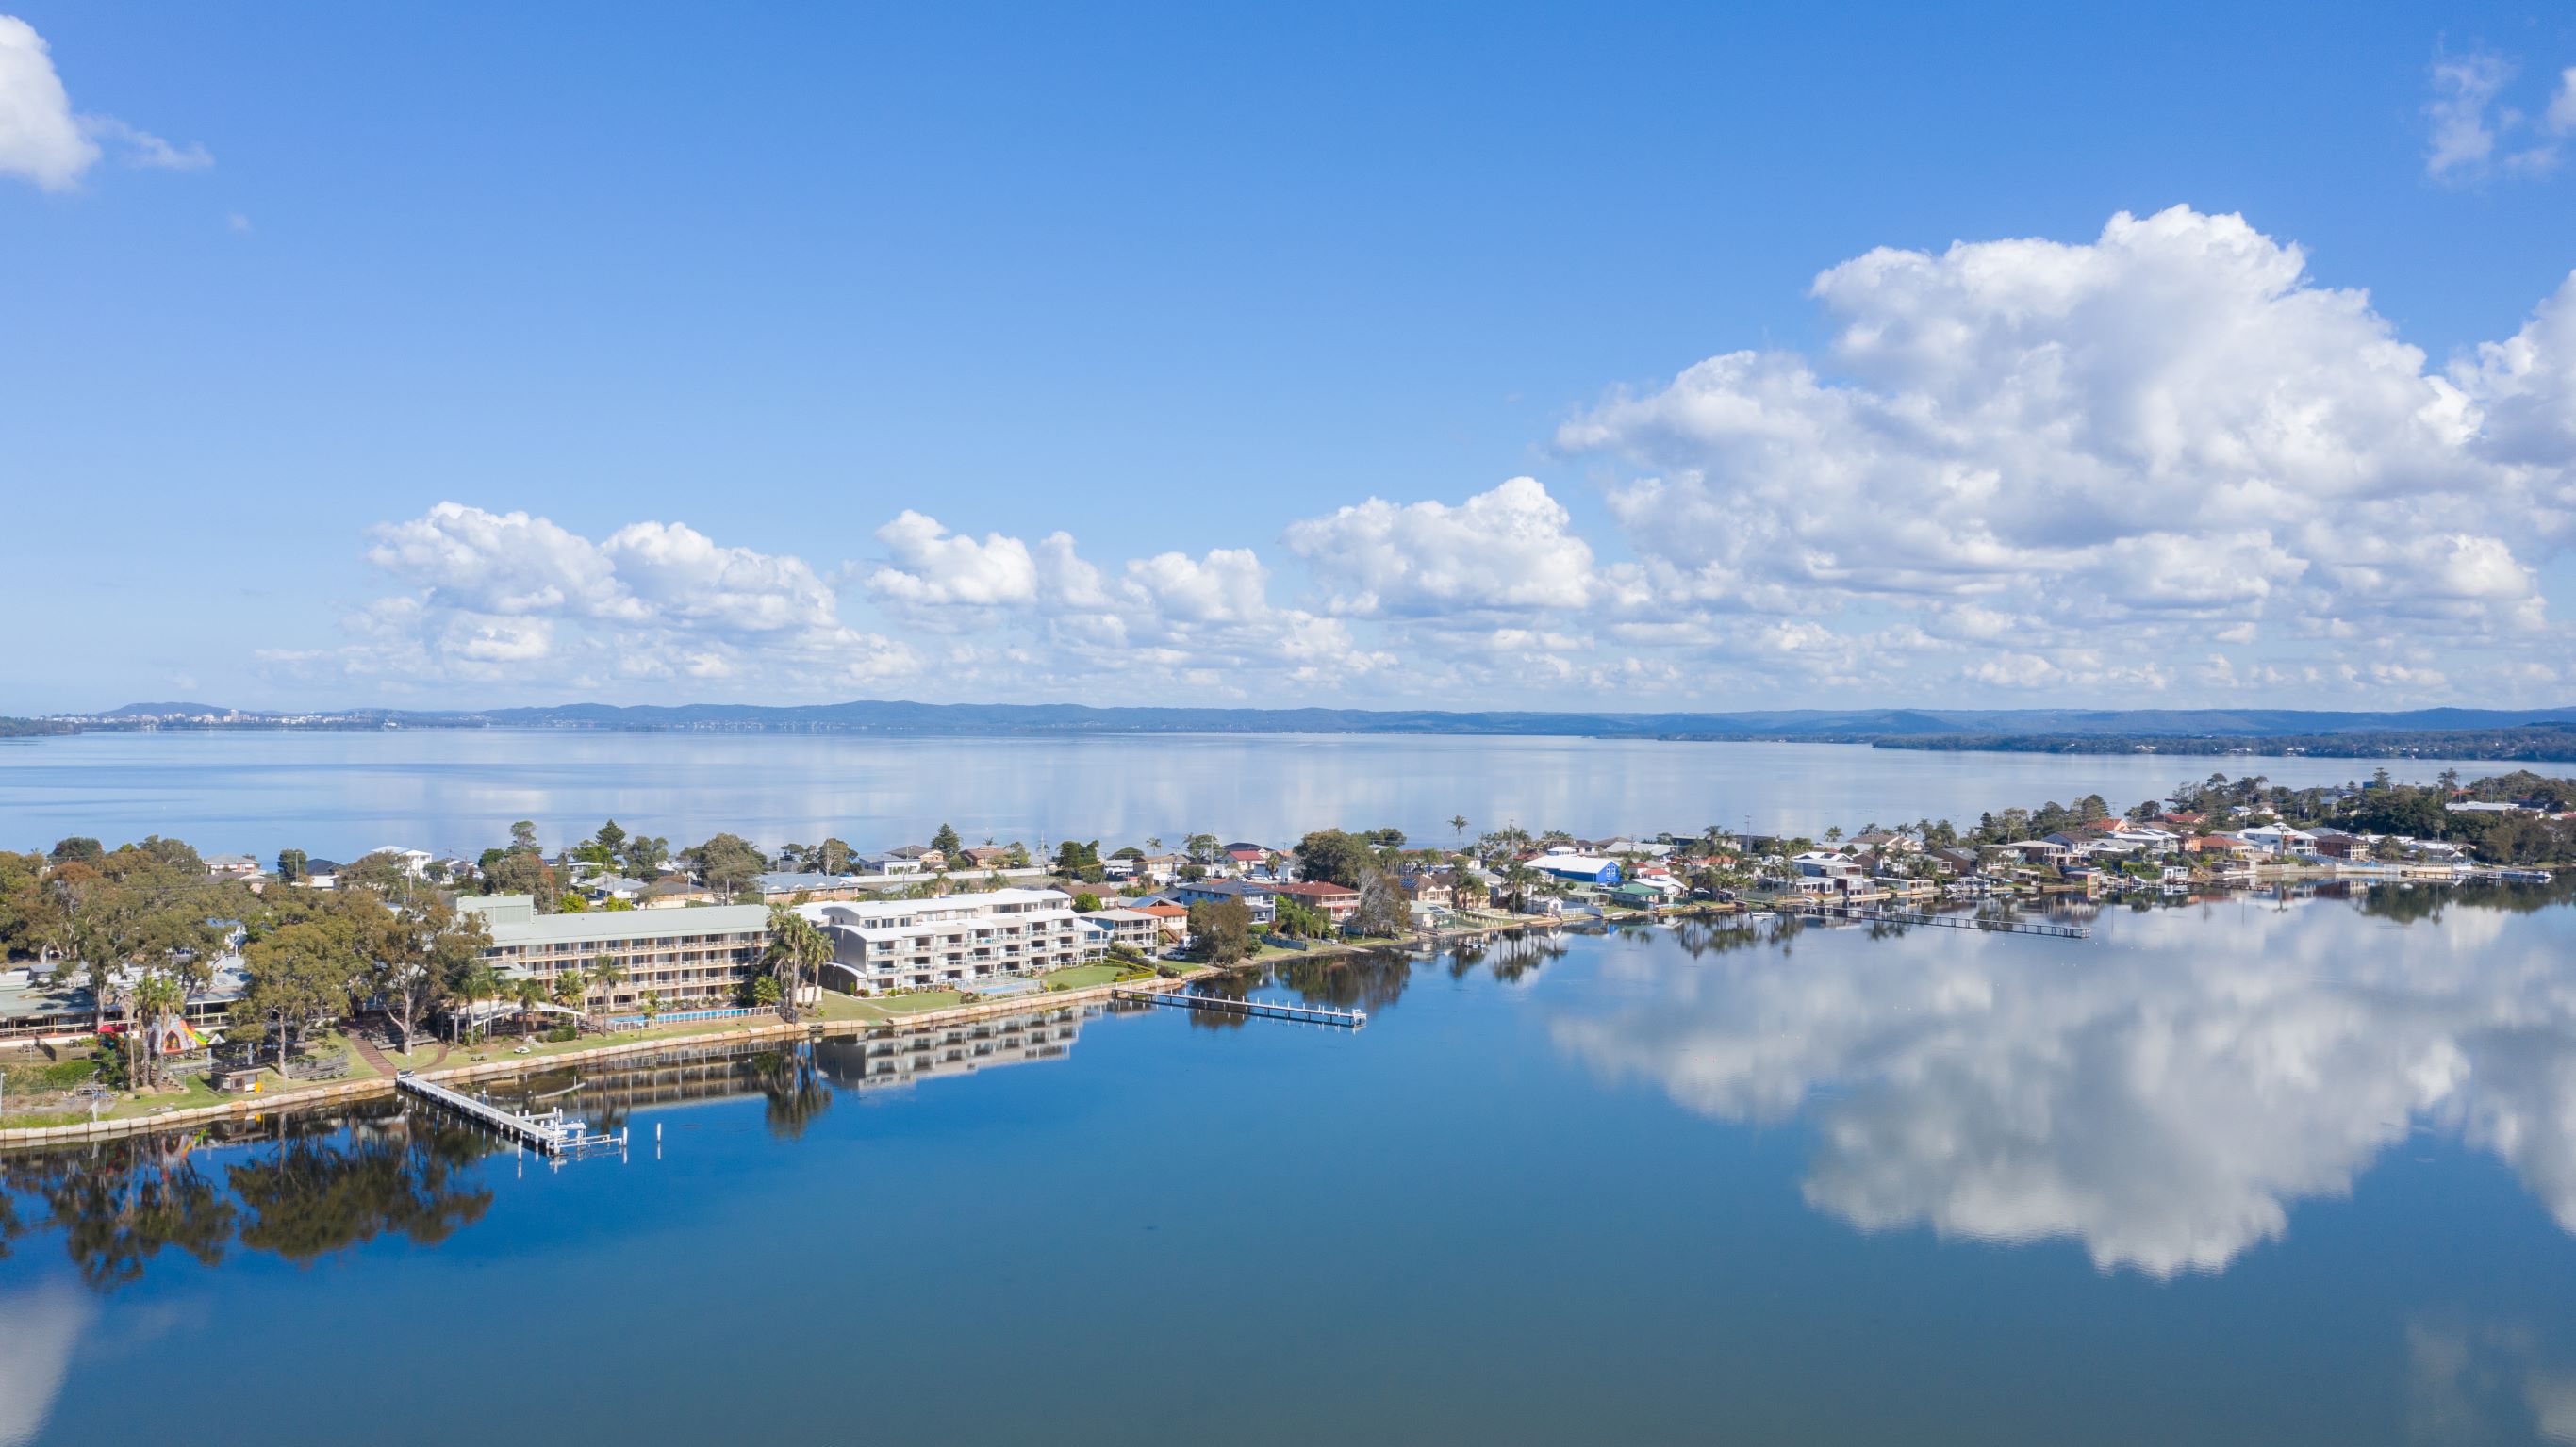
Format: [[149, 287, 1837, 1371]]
[[1182, 929, 1576, 1019], [747, 1046, 834, 1139], [3, 1136, 236, 1289], [227, 1112, 500, 1265], [0, 1105, 502, 1290], [1666, 917, 1787, 962]]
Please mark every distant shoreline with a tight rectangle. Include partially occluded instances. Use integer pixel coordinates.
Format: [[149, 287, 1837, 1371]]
[[8, 713, 2576, 763]]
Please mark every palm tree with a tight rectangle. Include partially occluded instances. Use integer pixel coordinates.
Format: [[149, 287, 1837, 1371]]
[[457, 962, 499, 1042], [589, 953, 627, 1015], [1450, 814, 1469, 843], [131, 971, 186, 1090], [513, 977, 546, 1036], [763, 906, 832, 1021], [640, 990, 665, 1028]]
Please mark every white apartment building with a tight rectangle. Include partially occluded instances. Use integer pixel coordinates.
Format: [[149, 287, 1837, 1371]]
[[798, 887, 1099, 994]]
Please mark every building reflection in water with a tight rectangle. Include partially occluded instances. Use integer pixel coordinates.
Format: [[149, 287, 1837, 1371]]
[[0, 1004, 1102, 1303]]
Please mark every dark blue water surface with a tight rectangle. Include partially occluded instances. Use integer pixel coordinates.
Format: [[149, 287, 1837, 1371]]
[[10, 889, 2576, 1445]]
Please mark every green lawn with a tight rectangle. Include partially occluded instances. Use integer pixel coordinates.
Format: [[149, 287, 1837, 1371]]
[[433, 1014, 785, 1068], [1038, 963, 1128, 990], [855, 991, 967, 1016], [809, 992, 881, 1023]]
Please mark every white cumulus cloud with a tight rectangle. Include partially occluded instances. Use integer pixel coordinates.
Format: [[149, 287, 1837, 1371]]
[[0, 15, 207, 190], [1560, 206, 2574, 698], [1283, 476, 1597, 617], [0, 15, 93, 189], [303, 503, 917, 693]]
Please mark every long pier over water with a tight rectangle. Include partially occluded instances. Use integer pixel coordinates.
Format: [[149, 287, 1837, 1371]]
[[395, 1071, 622, 1155], [1114, 988, 1368, 1028]]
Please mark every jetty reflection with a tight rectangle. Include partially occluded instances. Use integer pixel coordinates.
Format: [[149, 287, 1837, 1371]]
[[0, 1005, 1107, 1293], [1551, 883, 2576, 1276]]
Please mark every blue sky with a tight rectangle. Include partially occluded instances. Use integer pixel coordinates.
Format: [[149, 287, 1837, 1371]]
[[4, 1, 2574, 713]]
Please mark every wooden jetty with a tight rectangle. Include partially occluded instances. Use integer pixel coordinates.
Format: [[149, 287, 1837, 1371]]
[[1113, 989, 1367, 1028], [1785, 902, 2091, 939], [394, 1071, 624, 1156]]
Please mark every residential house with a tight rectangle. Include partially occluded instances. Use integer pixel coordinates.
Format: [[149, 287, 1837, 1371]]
[[1082, 906, 1164, 954], [637, 878, 722, 909], [581, 873, 650, 904], [2237, 824, 2319, 858], [205, 853, 261, 879], [1134, 902, 1190, 945], [1398, 870, 1456, 909], [1791, 851, 1870, 897], [1172, 878, 1280, 926], [853, 852, 931, 878], [1271, 880, 1360, 925], [1530, 852, 1622, 886], [753, 870, 867, 901], [362, 847, 435, 877]]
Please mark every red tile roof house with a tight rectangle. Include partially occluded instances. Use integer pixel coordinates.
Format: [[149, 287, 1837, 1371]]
[[1134, 902, 1191, 943], [1272, 880, 1360, 923]]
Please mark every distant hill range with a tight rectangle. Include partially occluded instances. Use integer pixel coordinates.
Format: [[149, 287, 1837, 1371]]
[[21, 699, 2576, 760]]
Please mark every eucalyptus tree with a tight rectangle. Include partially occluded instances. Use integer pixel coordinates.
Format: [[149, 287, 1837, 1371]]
[[339, 863, 491, 1054], [239, 904, 362, 1068], [55, 845, 230, 1083]]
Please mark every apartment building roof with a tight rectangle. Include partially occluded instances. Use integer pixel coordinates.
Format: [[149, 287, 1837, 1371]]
[[462, 895, 772, 945]]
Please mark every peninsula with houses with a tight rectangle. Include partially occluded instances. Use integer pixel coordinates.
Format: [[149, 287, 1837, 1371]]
[[4, 767, 2569, 1140]]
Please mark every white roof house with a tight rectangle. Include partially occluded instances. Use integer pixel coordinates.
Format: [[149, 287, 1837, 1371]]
[[364, 847, 436, 877], [2237, 825, 2318, 856]]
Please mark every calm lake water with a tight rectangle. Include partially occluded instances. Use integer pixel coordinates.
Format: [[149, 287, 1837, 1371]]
[[9, 888, 2576, 1445], [0, 729, 2519, 861]]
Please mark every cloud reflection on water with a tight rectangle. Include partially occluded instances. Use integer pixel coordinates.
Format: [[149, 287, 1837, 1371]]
[[0, 1279, 91, 1447], [1550, 895, 2576, 1276]]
